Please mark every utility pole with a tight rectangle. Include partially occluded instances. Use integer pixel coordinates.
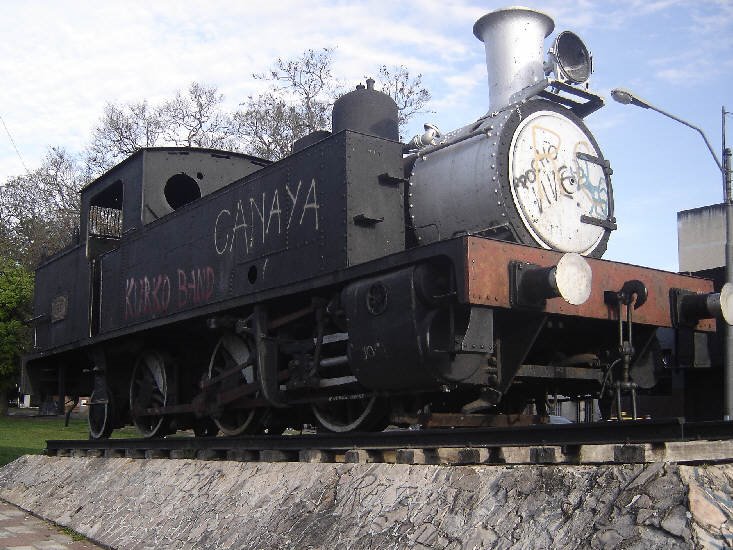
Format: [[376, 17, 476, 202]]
[[612, 89, 732, 420]]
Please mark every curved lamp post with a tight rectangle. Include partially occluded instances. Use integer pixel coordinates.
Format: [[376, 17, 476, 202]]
[[611, 87, 733, 420]]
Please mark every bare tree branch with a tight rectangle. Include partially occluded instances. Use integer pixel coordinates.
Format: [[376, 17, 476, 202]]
[[159, 83, 238, 150], [1, 55, 433, 264], [84, 83, 238, 176], [85, 101, 164, 175], [375, 65, 432, 133]]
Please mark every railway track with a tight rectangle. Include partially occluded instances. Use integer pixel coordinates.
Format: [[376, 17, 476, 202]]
[[47, 418, 733, 466]]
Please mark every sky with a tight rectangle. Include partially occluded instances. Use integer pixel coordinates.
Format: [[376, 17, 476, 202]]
[[1, 0, 731, 271]]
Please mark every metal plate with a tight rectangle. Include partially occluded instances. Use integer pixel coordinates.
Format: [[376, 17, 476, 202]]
[[465, 237, 716, 331], [50, 295, 68, 322], [97, 132, 403, 334]]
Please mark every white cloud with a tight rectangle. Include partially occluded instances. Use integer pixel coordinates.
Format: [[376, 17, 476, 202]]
[[0, 0, 730, 272]]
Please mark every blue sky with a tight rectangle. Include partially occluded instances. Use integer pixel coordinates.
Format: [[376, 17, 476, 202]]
[[1, 1, 731, 270]]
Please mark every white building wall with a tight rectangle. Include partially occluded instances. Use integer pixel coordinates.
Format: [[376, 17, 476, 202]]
[[678, 203, 725, 272]]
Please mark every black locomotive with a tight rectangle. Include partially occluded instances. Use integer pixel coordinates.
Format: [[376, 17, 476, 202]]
[[23, 7, 729, 438]]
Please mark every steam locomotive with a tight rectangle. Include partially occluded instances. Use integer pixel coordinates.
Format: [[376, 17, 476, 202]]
[[23, 7, 730, 438]]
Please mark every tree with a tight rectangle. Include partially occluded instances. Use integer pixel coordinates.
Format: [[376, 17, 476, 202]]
[[234, 49, 336, 161], [85, 100, 164, 176], [85, 82, 237, 176], [0, 147, 84, 269], [236, 49, 432, 160], [258, 48, 336, 134], [159, 82, 238, 150], [0, 259, 33, 415], [375, 65, 432, 133], [233, 93, 305, 161], [84, 52, 432, 166]]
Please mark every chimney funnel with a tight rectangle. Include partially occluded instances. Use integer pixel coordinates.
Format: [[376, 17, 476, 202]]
[[473, 6, 554, 112]]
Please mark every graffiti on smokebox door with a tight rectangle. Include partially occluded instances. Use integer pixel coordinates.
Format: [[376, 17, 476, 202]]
[[124, 266, 215, 320], [512, 121, 609, 219]]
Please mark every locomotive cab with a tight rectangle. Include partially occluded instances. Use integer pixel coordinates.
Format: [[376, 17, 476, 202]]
[[24, 149, 268, 402]]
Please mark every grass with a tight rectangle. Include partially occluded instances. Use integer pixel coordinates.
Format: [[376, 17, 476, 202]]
[[59, 525, 88, 542], [0, 413, 138, 467], [0, 415, 88, 466]]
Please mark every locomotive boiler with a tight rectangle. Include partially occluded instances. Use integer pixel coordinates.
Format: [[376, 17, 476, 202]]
[[22, 7, 731, 438]]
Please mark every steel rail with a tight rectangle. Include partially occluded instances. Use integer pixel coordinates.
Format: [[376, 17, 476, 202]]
[[46, 419, 733, 454]]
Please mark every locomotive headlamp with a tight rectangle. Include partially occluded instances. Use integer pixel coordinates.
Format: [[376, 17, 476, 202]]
[[548, 31, 592, 85]]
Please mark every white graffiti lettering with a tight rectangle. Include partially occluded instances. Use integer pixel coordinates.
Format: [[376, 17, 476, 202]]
[[300, 178, 320, 230], [267, 190, 281, 235], [285, 181, 301, 230], [214, 209, 231, 254], [214, 179, 320, 256]]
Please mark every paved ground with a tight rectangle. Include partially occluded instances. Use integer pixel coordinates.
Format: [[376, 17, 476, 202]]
[[5, 408, 87, 420], [0, 500, 103, 550]]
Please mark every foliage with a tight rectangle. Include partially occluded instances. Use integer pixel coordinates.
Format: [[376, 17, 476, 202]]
[[0, 260, 33, 401], [159, 82, 238, 150], [59, 526, 88, 543], [233, 92, 305, 161], [236, 48, 432, 160], [259, 48, 336, 133], [85, 100, 163, 175], [86, 82, 237, 176], [0, 49, 433, 265], [375, 65, 432, 132], [0, 148, 85, 269], [234, 48, 336, 161]]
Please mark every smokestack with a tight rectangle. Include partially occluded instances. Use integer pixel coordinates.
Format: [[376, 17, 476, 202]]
[[473, 6, 554, 112]]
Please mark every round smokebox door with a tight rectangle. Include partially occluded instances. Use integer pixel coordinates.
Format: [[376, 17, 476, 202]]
[[508, 109, 610, 255]]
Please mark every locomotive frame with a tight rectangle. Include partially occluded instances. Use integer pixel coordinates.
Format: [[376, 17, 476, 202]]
[[21, 6, 730, 438]]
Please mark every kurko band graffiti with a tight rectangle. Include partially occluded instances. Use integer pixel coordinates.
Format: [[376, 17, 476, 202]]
[[124, 266, 215, 320]]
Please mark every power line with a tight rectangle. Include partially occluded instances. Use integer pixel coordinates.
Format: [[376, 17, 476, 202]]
[[0, 112, 29, 175]]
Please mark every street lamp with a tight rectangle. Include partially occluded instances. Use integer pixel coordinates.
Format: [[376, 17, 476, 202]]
[[611, 87, 733, 420], [611, 88, 725, 176]]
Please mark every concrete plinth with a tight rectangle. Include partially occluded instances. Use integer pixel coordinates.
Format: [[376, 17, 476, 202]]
[[0, 455, 731, 549]]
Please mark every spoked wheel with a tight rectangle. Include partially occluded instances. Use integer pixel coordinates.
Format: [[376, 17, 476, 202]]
[[88, 390, 113, 440], [207, 332, 261, 436], [312, 394, 387, 433], [130, 351, 171, 437]]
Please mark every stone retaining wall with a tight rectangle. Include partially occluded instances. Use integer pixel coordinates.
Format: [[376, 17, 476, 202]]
[[0, 456, 731, 549]]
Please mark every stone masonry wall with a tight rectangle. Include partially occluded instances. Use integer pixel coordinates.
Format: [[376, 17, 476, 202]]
[[0, 456, 731, 549]]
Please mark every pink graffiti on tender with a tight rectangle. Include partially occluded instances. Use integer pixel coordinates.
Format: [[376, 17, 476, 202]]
[[124, 266, 214, 320], [177, 267, 215, 308]]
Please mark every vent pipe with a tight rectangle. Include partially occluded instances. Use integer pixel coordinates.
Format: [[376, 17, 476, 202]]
[[473, 6, 554, 112]]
